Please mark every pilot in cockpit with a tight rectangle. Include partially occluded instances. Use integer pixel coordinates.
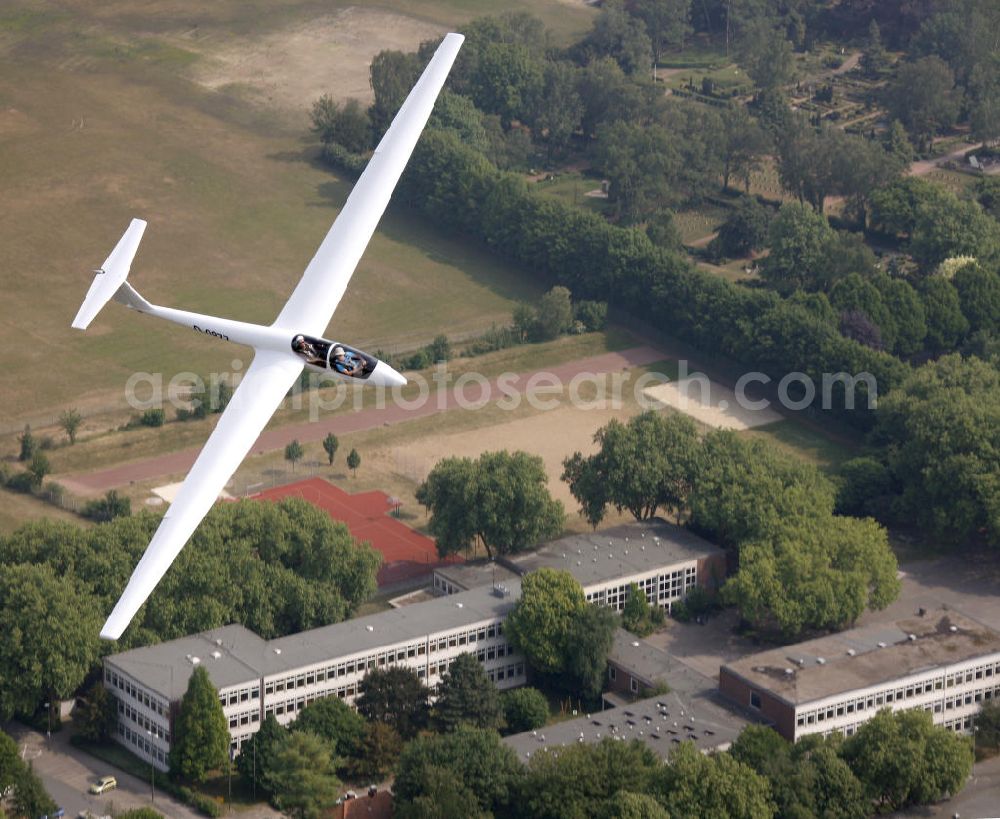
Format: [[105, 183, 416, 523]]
[[332, 345, 361, 377], [293, 335, 324, 365]]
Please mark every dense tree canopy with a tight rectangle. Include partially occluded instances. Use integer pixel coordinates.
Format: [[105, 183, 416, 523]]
[[417, 450, 564, 559], [505, 568, 586, 675], [290, 695, 365, 761], [264, 731, 340, 819], [434, 652, 503, 732], [356, 666, 430, 739]]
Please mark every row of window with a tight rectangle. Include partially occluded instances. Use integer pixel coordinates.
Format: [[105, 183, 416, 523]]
[[117, 723, 167, 765], [116, 698, 170, 742], [105, 668, 168, 717], [944, 662, 998, 687], [228, 709, 263, 729], [586, 567, 697, 612], [794, 664, 1000, 728], [218, 684, 260, 708], [486, 663, 525, 684], [433, 575, 463, 595], [263, 625, 506, 696]]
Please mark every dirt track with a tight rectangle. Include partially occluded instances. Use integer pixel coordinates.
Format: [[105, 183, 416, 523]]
[[60, 346, 664, 495]]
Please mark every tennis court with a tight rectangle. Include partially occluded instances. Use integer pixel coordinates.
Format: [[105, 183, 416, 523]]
[[252, 477, 461, 586]]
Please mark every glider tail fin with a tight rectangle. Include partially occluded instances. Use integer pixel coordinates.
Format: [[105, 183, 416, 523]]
[[71, 218, 147, 330]]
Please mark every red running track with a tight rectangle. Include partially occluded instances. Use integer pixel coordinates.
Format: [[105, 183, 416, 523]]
[[252, 477, 461, 587]]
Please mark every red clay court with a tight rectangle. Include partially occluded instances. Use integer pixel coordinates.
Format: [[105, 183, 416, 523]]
[[250, 477, 461, 587]]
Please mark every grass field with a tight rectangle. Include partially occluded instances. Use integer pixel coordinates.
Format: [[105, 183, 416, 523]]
[[0, 0, 594, 428], [533, 172, 611, 216]]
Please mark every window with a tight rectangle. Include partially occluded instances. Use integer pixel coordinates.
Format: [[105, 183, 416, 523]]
[[609, 666, 617, 681], [630, 677, 639, 693], [749, 691, 761, 710]]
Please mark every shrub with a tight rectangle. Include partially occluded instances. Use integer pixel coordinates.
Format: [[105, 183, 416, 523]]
[[574, 300, 608, 331], [502, 687, 549, 733], [140, 408, 166, 427]]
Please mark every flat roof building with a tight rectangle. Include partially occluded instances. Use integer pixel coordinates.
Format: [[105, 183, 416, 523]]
[[719, 609, 1000, 741], [105, 581, 525, 770], [434, 519, 727, 613]]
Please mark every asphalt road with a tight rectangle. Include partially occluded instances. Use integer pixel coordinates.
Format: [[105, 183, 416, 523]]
[[4, 722, 277, 819]]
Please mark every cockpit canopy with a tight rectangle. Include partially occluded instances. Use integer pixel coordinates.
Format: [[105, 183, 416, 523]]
[[290, 334, 377, 379]]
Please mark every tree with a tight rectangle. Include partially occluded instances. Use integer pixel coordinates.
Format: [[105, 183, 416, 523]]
[[606, 791, 670, 819], [0, 563, 101, 719], [264, 731, 340, 819], [170, 666, 229, 783], [27, 452, 50, 489], [519, 738, 661, 818], [976, 700, 1000, 752], [369, 49, 422, 137], [621, 584, 663, 637], [59, 408, 82, 445], [17, 424, 35, 462], [562, 412, 700, 527], [310, 96, 370, 154], [953, 263, 1000, 335], [722, 514, 900, 639], [346, 448, 361, 476], [594, 121, 679, 222], [720, 107, 770, 194], [738, 19, 794, 91], [872, 355, 1000, 545], [564, 603, 618, 700], [910, 194, 1000, 271], [842, 708, 973, 811], [291, 695, 364, 760], [435, 652, 502, 732], [470, 41, 543, 127], [578, 0, 653, 75], [645, 209, 682, 251], [651, 741, 774, 819], [839, 309, 884, 351], [884, 56, 961, 150], [321, 433, 339, 467], [731, 726, 866, 819], [633, 0, 691, 66], [82, 489, 132, 523], [429, 334, 451, 362], [759, 202, 836, 293], [505, 568, 586, 675], [861, 19, 887, 76], [12, 763, 56, 819], [236, 713, 287, 797], [75, 681, 117, 743], [883, 120, 915, 167], [836, 456, 893, 518], [501, 687, 549, 733], [532, 61, 583, 159], [356, 666, 429, 739], [0, 729, 22, 796], [350, 721, 402, 781], [392, 727, 523, 816], [395, 764, 487, 819], [535, 286, 574, 340], [417, 451, 564, 560], [687, 431, 837, 549], [284, 439, 304, 473], [876, 276, 927, 355], [919, 276, 969, 351], [715, 195, 769, 258]]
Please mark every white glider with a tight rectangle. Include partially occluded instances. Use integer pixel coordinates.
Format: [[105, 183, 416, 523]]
[[71, 33, 465, 641]]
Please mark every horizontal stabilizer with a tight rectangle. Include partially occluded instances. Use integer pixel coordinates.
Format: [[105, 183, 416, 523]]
[[72, 218, 147, 330]]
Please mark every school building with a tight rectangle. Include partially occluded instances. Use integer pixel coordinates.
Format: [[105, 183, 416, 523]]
[[719, 609, 1000, 742]]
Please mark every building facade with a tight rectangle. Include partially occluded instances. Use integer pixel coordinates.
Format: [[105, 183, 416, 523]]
[[719, 610, 1000, 742], [435, 518, 727, 614], [105, 582, 525, 771]]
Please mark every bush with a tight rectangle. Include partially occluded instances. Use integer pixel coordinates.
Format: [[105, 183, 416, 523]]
[[502, 687, 549, 734], [6, 472, 36, 494], [140, 408, 166, 427], [574, 300, 608, 331]]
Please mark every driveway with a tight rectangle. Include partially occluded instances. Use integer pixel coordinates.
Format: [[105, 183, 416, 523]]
[[4, 723, 279, 819]]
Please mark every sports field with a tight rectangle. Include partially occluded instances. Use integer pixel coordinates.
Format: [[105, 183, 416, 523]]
[[0, 0, 594, 426], [252, 477, 460, 586]]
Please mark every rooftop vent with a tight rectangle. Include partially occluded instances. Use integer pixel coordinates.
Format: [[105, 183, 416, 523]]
[[817, 657, 826, 665], [796, 658, 805, 667], [847, 649, 856, 657], [366, 625, 375, 632], [274, 648, 282, 655], [908, 634, 917, 641], [215, 638, 223, 646], [877, 641, 887, 648], [456, 602, 464, 608], [190, 656, 200, 665], [632, 641, 640, 648], [949, 625, 959, 633], [576, 561, 582, 566], [211, 650, 222, 659], [784, 668, 794, 675]]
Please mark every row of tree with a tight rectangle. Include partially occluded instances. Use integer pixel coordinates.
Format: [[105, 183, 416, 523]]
[[0, 499, 380, 720]]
